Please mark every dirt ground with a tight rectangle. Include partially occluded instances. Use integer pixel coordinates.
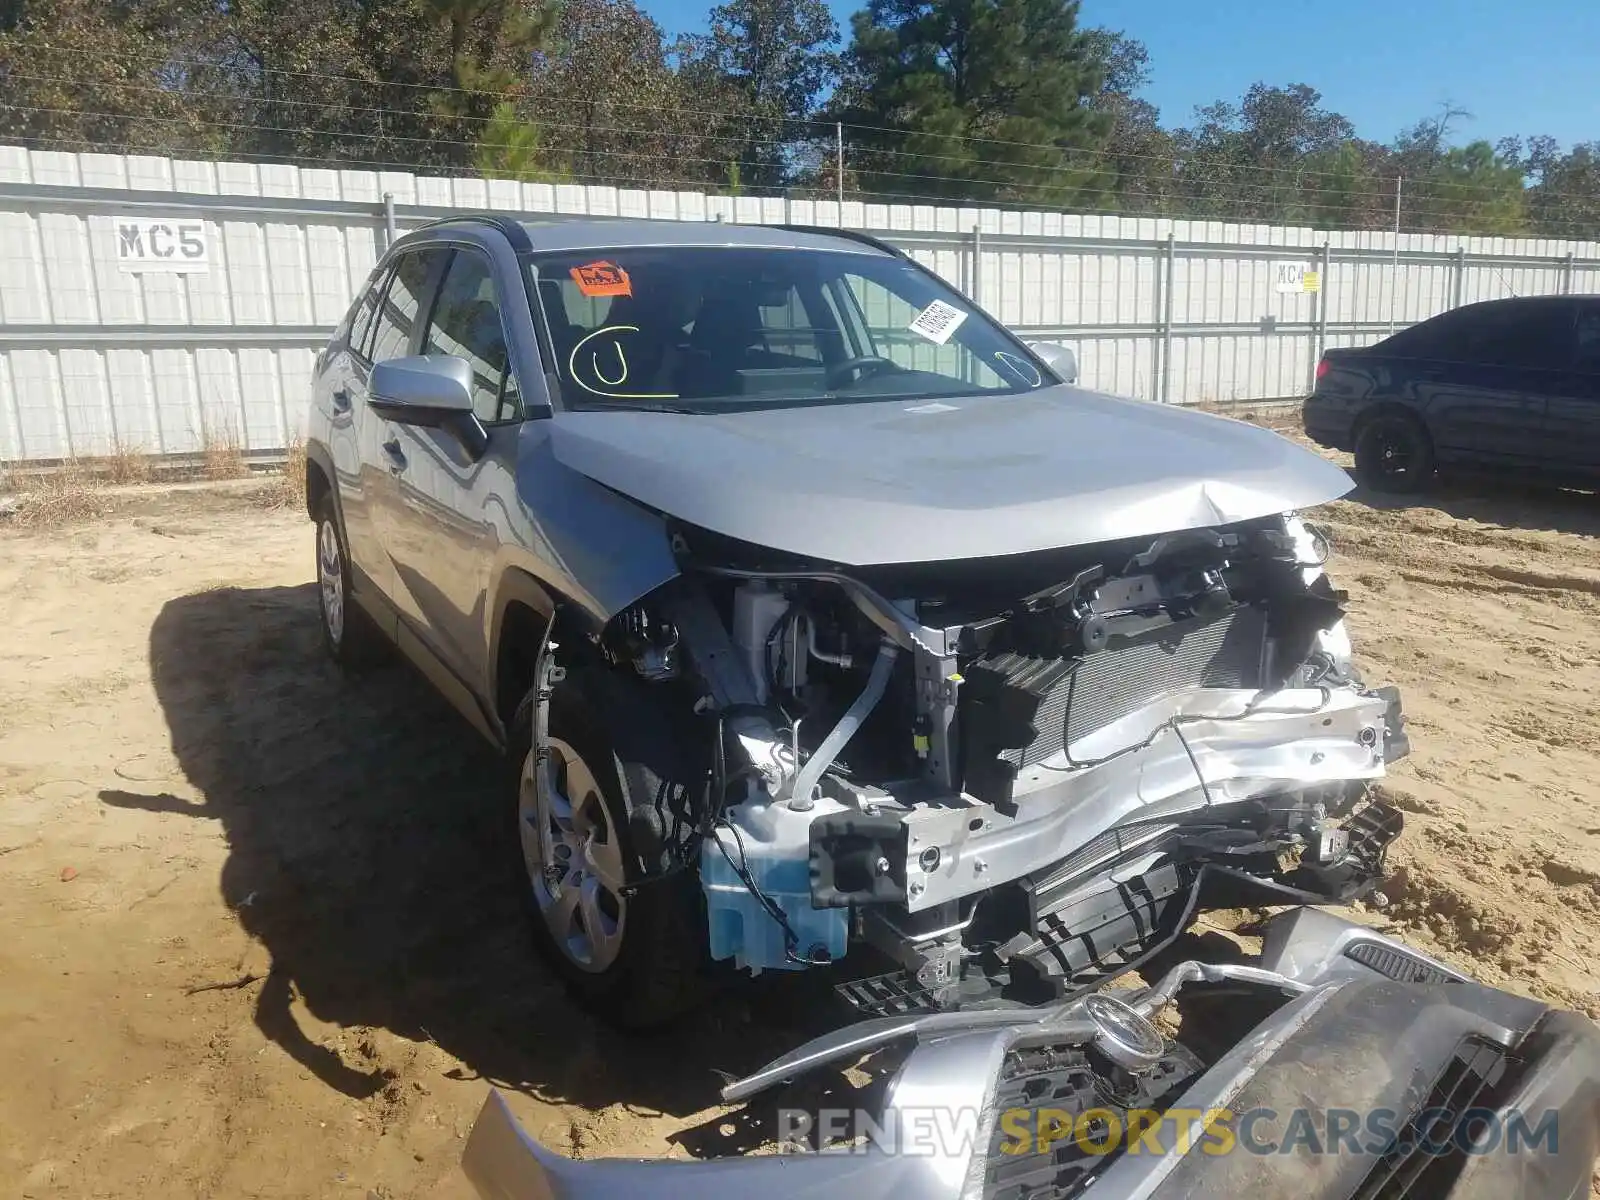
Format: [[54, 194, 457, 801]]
[[2, 456, 1599, 1198]]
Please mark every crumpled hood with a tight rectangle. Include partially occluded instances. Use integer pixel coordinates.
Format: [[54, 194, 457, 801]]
[[549, 386, 1352, 565]]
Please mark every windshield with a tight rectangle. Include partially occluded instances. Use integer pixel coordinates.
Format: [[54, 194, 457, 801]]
[[525, 246, 1053, 412]]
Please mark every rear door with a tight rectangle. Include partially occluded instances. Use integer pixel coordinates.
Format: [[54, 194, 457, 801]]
[[1543, 299, 1600, 473], [319, 265, 391, 598], [1410, 298, 1574, 467]]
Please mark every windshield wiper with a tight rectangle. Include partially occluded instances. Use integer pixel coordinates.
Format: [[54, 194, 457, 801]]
[[574, 400, 698, 414]]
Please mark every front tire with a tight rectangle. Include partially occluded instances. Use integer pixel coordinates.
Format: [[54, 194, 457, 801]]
[[509, 660, 707, 1028], [1354, 413, 1435, 493]]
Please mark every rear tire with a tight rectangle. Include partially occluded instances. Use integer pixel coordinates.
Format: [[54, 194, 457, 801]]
[[1354, 413, 1435, 493], [314, 496, 386, 668], [508, 658, 708, 1029]]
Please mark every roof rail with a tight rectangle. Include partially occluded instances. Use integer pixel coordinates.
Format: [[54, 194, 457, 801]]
[[406, 213, 534, 254], [773, 224, 909, 261]]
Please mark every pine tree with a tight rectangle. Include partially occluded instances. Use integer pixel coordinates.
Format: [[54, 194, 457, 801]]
[[473, 101, 564, 180], [834, 0, 1108, 206], [685, 0, 839, 189]]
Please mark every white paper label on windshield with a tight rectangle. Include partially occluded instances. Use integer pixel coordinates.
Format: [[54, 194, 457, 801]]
[[907, 299, 968, 345]]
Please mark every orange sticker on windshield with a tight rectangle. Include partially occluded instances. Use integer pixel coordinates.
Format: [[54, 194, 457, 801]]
[[570, 261, 632, 298]]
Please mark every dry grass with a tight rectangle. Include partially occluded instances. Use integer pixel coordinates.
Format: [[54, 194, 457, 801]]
[[253, 436, 307, 511], [97, 437, 154, 486], [0, 460, 106, 529], [1189, 399, 1301, 432], [199, 418, 248, 481]]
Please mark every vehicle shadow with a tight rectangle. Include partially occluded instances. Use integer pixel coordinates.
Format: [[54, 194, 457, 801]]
[[1339, 472, 1600, 538], [105, 583, 841, 1126]]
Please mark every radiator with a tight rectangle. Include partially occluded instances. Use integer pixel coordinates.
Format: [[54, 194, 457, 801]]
[[993, 605, 1268, 771]]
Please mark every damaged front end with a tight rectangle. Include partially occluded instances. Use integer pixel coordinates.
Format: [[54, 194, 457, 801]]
[[461, 907, 1600, 1200], [583, 504, 1409, 1015]]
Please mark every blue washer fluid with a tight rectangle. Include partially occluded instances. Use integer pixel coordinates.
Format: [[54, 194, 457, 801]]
[[701, 830, 847, 973]]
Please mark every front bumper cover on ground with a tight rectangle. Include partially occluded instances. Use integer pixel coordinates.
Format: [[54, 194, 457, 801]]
[[458, 908, 1600, 1200]]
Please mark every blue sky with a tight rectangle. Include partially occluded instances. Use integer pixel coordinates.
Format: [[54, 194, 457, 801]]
[[645, 0, 1600, 150]]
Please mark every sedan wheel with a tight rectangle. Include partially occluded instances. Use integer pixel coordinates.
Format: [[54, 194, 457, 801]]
[[1354, 414, 1435, 494], [519, 737, 627, 973]]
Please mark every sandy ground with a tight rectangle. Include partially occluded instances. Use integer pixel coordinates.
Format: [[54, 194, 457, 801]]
[[2, 458, 1599, 1198]]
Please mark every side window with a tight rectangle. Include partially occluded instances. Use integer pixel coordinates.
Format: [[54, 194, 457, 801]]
[[1576, 306, 1600, 373], [369, 249, 445, 365], [423, 250, 518, 424], [1444, 302, 1573, 370], [751, 284, 825, 362], [1375, 310, 1467, 359], [345, 267, 388, 359]]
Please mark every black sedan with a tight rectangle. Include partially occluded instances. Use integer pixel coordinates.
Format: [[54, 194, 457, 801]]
[[1302, 295, 1600, 492]]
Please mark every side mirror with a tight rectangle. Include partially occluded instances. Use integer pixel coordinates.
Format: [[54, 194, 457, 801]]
[[1029, 341, 1078, 385], [368, 356, 487, 458]]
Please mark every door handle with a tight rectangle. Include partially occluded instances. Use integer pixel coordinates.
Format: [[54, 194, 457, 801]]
[[382, 437, 407, 473], [331, 387, 352, 414]]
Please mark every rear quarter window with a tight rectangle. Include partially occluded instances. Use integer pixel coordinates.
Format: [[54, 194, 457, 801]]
[[345, 268, 388, 359]]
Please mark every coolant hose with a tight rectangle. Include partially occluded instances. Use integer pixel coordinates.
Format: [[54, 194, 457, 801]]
[[788, 639, 900, 811]]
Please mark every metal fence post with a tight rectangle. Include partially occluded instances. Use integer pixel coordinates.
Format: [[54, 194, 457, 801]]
[[1150, 233, 1165, 402], [1564, 251, 1576, 295], [1452, 246, 1466, 309], [1159, 233, 1176, 403], [1312, 241, 1331, 390], [970, 224, 983, 305], [382, 192, 397, 249]]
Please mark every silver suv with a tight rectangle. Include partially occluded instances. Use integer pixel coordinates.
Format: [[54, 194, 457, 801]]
[[304, 216, 1408, 1027]]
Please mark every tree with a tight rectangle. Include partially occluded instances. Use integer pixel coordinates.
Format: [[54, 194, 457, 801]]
[[416, 0, 553, 153], [1501, 136, 1600, 240], [1412, 141, 1527, 235], [834, 0, 1108, 206], [682, 0, 838, 189], [474, 100, 562, 180], [1080, 26, 1149, 98], [182, 0, 439, 167], [1079, 28, 1174, 214], [517, 0, 739, 189], [1291, 140, 1390, 230], [1170, 83, 1362, 224], [0, 0, 219, 156], [0, 0, 556, 170], [1389, 107, 1526, 234]]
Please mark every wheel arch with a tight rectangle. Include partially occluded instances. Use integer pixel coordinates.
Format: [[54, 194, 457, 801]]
[[490, 569, 603, 739], [1351, 400, 1432, 449], [304, 438, 337, 523]]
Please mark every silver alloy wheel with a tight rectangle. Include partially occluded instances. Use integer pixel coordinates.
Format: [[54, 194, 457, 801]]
[[317, 518, 345, 646], [519, 737, 627, 973]]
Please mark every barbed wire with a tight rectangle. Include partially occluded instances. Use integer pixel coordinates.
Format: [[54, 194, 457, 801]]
[[6, 47, 1591, 200], [6, 100, 1597, 224], [12, 47, 816, 131], [0, 98, 1389, 207], [3, 56, 1598, 239], [6, 127, 1598, 243]]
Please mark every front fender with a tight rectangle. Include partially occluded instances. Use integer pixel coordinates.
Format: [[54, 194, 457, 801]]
[[490, 423, 680, 636]]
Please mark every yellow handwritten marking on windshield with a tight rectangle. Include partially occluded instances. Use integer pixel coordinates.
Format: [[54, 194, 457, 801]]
[[593, 341, 629, 386], [567, 325, 681, 400]]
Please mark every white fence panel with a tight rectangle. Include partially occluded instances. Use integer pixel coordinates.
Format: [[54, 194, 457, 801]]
[[1, 144, 1597, 461]]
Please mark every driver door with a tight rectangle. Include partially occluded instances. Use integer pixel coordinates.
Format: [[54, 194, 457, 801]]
[[376, 246, 524, 729]]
